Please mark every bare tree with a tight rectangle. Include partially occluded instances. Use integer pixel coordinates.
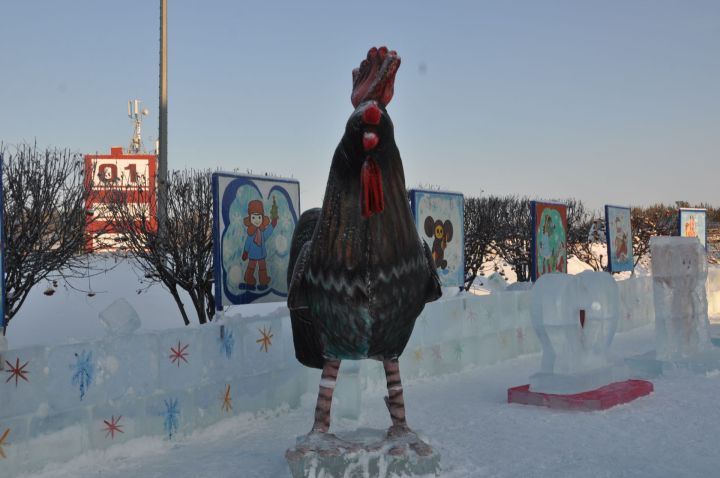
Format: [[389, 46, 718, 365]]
[[1, 144, 107, 330], [463, 195, 509, 290], [631, 204, 677, 268], [107, 169, 214, 325], [495, 196, 532, 282], [565, 199, 608, 272]]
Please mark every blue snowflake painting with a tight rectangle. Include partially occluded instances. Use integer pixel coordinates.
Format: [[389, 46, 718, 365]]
[[163, 398, 180, 439], [218, 327, 235, 359], [71, 350, 94, 401]]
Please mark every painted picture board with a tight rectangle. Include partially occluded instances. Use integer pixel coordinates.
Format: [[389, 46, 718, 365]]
[[679, 208, 707, 249], [605, 205, 634, 272], [530, 201, 568, 282], [408, 189, 465, 289], [212, 173, 300, 308]]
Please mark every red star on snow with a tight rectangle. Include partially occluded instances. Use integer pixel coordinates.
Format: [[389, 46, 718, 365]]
[[516, 328, 525, 342], [103, 415, 124, 440], [5, 357, 30, 386], [169, 341, 189, 367]]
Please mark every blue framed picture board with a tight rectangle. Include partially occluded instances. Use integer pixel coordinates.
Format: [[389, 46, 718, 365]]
[[604, 205, 634, 272], [212, 172, 300, 309], [408, 189, 465, 289]]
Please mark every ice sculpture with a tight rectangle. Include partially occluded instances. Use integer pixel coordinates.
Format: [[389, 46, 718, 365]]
[[708, 265, 720, 320], [529, 271, 623, 394], [484, 272, 508, 293], [99, 298, 142, 336], [650, 237, 712, 359]]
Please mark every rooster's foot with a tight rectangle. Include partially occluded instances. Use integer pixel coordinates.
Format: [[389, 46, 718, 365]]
[[386, 424, 434, 457]]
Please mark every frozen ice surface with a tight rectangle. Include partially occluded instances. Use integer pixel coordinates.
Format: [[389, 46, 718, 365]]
[[98, 299, 141, 336], [650, 237, 712, 360], [530, 272, 621, 394], [625, 348, 720, 378], [157, 329, 204, 393], [47, 343, 104, 412], [104, 333, 159, 400], [333, 361, 361, 421], [0, 346, 49, 419]]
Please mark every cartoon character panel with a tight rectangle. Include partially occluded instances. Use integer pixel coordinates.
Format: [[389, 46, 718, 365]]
[[679, 208, 707, 249], [408, 189, 464, 289], [531, 201, 568, 282], [212, 173, 300, 307], [605, 205, 634, 272]]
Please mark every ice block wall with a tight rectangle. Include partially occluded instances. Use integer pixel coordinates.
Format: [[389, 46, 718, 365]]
[[0, 277, 654, 475]]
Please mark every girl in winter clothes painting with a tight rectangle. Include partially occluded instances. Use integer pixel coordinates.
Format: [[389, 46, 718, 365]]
[[241, 199, 278, 290]]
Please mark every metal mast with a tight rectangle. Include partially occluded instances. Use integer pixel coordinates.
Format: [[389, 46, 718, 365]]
[[158, 0, 168, 231]]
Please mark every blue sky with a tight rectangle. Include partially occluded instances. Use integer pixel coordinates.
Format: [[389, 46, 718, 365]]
[[1, 1, 718, 212]]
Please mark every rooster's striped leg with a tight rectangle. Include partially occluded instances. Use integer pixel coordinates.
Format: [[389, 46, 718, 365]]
[[383, 358, 407, 427], [312, 359, 340, 433]]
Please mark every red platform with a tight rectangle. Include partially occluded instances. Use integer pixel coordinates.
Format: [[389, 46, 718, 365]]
[[507, 380, 653, 411]]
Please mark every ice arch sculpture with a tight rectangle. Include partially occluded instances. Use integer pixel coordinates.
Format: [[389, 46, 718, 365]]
[[530, 271, 622, 394]]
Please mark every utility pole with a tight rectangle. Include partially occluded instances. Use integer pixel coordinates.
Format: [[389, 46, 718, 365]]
[[158, 0, 168, 232]]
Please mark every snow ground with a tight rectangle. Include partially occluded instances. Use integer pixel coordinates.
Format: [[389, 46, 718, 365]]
[[15, 324, 720, 478]]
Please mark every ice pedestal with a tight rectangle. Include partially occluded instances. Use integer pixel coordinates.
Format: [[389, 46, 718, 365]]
[[528, 272, 624, 394], [626, 237, 720, 377], [286, 428, 440, 478]]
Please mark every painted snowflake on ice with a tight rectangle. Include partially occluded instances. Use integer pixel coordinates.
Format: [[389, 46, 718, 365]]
[[218, 327, 235, 359], [71, 350, 94, 401], [163, 398, 180, 439]]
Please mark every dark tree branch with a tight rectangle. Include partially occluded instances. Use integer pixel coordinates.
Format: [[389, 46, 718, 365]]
[[106, 169, 214, 325], [2, 143, 111, 330]]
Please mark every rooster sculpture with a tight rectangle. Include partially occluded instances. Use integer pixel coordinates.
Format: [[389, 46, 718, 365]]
[[287, 46, 442, 450]]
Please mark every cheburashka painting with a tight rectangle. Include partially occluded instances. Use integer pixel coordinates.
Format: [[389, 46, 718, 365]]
[[679, 208, 707, 249], [408, 190, 464, 289], [532, 201, 567, 281], [213, 173, 299, 306], [605, 205, 633, 272]]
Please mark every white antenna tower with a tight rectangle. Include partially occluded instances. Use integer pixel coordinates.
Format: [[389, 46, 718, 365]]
[[127, 99, 149, 153]]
